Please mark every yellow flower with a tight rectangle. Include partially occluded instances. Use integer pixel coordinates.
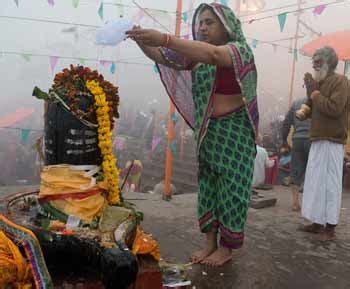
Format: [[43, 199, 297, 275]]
[[86, 80, 121, 205]]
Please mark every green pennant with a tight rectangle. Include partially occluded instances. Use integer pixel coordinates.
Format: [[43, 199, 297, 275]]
[[21, 54, 32, 61], [79, 58, 86, 65], [278, 12, 287, 32], [72, 0, 79, 8], [98, 3, 104, 20], [20, 129, 31, 144]]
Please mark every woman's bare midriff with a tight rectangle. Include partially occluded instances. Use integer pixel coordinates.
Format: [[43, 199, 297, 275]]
[[212, 93, 244, 117]]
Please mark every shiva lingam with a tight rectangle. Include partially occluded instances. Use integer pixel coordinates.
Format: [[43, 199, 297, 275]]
[[0, 66, 160, 289]]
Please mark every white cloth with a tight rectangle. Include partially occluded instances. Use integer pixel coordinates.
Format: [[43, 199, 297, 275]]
[[252, 145, 275, 187], [302, 140, 344, 225]]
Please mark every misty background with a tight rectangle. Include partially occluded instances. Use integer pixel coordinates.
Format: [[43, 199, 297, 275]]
[[1, 0, 349, 126], [0, 0, 349, 184]]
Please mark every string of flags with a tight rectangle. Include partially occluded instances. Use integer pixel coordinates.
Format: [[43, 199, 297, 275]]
[[1, 50, 156, 74], [0, 126, 43, 145]]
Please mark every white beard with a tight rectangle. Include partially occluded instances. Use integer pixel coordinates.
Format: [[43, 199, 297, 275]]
[[313, 64, 329, 82]]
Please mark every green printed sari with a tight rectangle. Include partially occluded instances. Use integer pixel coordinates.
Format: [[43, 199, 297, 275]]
[[156, 3, 259, 249]]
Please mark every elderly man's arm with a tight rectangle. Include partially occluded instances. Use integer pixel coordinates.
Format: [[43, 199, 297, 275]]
[[312, 76, 348, 118]]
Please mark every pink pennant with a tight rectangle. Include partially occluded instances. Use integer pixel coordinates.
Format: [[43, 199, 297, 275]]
[[47, 0, 55, 6], [49, 56, 59, 73], [151, 136, 161, 152], [313, 4, 326, 15], [99, 60, 111, 67]]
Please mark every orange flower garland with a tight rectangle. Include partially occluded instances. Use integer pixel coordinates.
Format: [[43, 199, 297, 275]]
[[86, 80, 121, 205]]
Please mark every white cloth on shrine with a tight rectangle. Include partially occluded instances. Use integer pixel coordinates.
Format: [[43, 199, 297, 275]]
[[302, 140, 344, 225]]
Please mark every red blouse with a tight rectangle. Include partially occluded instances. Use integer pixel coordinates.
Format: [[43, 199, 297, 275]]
[[215, 67, 241, 95]]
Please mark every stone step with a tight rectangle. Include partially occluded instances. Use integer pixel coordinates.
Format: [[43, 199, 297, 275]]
[[143, 162, 198, 184], [141, 171, 198, 194]]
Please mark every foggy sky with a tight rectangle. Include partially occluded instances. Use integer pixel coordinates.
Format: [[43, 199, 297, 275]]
[[0, 0, 349, 130]]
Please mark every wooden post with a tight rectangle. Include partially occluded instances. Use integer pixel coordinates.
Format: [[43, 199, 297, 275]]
[[288, 0, 303, 108], [164, 0, 183, 200]]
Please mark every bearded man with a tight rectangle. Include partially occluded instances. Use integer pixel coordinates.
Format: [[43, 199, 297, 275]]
[[298, 46, 349, 241]]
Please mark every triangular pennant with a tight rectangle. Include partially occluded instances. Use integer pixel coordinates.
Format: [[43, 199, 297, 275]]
[[47, 0, 55, 6], [313, 4, 326, 15], [252, 39, 258, 48], [220, 0, 228, 6], [110, 62, 116, 74], [153, 64, 159, 74], [79, 58, 86, 65], [20, 129, 31, 144], [99, 60, 111, 67], [278, 12, 287, 32], [98, 2, 104, 20], [294, 49, 298, 61], [169, 141, 177, 155], [21, 54, 32, 61], [171, 112, 178, 124], [49, 56, 59, 73], [14, 0, 19, 7], [72, 0, 79, 8], [182, 12, 188, 23], [151, 136, 161, 152]]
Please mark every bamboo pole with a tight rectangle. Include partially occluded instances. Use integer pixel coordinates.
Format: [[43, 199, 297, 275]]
[[164, 0, 183, 200], [288, 0, 303, 108]]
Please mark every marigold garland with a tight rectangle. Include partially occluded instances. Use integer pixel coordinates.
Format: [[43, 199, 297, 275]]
[[86, 80, 121, 205]]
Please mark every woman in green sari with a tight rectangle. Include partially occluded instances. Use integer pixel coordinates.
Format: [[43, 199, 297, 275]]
[[127, 2, 258, 267]]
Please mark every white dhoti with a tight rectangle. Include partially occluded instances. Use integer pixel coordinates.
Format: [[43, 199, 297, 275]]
[[302, 140, 344, 225]]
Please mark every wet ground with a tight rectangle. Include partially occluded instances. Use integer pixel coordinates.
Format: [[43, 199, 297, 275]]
[[1, 185, 350, 289], [126, 186, 350, 289]]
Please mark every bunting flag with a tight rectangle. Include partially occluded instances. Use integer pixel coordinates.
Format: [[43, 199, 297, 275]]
[[294, 49, 298, 61], [21, 54, 32, 62], [79, 58, 86, 65], [49, 56, 59, 73], [20, 129, 31, 144], [252, 39, 258, 48], [182, 12, 188, 23], [47, 0, 55, 6], [13, 0, 19, 7], [278, 12, 287, 32], [169, 141, 177, 155], [313, 4, 326, 15], [110, 62, 116, 74], [98, 2, 104, 20], [220, 0, 228, 6], [151, 136, 161, 152], [72, 0, 79, 8], [99, 60, 111, 67], [171, 112, 178, 124], [153, 64, 159, 74]]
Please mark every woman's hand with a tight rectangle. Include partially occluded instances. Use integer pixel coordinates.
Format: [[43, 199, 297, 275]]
[[126, 27, 165, 47]]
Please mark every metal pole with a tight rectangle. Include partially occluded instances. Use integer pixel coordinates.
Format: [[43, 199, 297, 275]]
[[164, 0, 183, 200], [288, 0, 302, 108]]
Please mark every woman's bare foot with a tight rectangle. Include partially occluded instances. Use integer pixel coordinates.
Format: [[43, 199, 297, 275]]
[[191, 247, 217, 264], [191, 230, 218, 263], [201, 247, 232, 267]]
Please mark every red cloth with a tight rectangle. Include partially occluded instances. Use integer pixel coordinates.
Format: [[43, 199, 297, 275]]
[[265, 156, 279, 185]]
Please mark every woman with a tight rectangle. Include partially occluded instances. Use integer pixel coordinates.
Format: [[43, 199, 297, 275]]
[[127, 3, 258, 267]]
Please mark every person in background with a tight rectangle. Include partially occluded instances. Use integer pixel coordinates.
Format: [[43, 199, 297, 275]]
[[298, 46, 349, 241], [277, 146, 291, 185], [252, 136, 275, 188], [282, 97, 311, 211]]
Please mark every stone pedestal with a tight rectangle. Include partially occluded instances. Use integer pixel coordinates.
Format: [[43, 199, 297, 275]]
[[250, 191, 277, 209]]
